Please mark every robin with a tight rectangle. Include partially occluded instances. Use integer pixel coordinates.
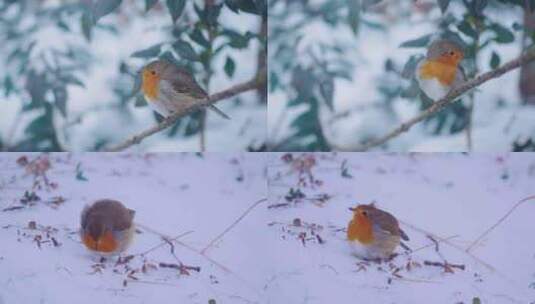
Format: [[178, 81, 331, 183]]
[[141, 59, 230, 120], [80, 199, 135, 254], [416, 39, 465, 101], [346, 203, 409, 260]]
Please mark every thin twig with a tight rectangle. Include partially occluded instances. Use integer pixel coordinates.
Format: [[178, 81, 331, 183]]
[[201, 198, 267, 254], [423, 260, 465, 271], [104, 72, 265, 152], [135, 223, 233, 274], [135, 229, 193, 256], [466, 195, 535, 253], [410, 235, 459, 254], [391, 276, 441, 284], [398, 219, 496, 271], [332, 48, 535, 151]]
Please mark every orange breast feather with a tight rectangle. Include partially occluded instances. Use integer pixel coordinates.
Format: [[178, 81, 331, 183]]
[[142, 72, 160, 101], [347, 214, 374, 244], [419, 60, 457, 86], [83, 231, 118, 253]]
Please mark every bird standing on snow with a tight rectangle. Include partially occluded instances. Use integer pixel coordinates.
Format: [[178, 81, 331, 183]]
[[346, 203, 409, 261], [80, 199, 135, 254]]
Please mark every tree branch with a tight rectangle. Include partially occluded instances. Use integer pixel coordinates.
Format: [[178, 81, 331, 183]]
[[103, 73, 264, 152], [333, 48, 535, 151]]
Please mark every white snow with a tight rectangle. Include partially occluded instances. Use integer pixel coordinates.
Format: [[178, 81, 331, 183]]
[[2, 153, 535, 303], [266, 153, 535, 303], [0, 153, 268, 303]]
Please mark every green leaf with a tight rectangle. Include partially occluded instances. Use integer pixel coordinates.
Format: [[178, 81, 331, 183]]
[[4, 76, 14, 97], [53, 86, 68, 118], [166, 0, 186, 23], [25, 114, 52, 137], [347, 0, 360, 35], [222, 29, 254, 49], [183, 114, 202, 136], [131, 44, 162, 58], [319, 77, 334, 111], [437, 0, 450, 13], [173, 40, 199, 61], [93, 0, 122, 23], [25, 70, 47, 107], [145, 0, 158, 12], [200, 3, 223, 26], [224, 56, 236, 78], [57, 20, 70, 32], [490, 23, 515, 44], [189, 28, 210, 48], [399, 34, 432, 48], [61, 75, 85, 88], [472, 297, 481, 304], [490, 51, 500, 69], [401, 55, 422, 79], [80, 11, 93, 41], [134, 94, 147, 107], [269, 73, 279, 92], [457, 19, 478, 39], [224, 0, 261, 15]]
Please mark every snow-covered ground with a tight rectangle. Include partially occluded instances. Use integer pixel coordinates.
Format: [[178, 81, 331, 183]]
[[266, 153, 535, 303], [0, 153, 268, 303], [2, 152, 534, 304]]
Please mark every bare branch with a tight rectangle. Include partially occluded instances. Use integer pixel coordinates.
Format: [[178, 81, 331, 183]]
[[332, 48, 535, 151], [104, 73, 264, 152]]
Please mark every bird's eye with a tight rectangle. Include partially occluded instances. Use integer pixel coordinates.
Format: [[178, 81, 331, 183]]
[[449, 51, 455, 56], [361, 211, 368, 216], [151, 71, 156, 75]]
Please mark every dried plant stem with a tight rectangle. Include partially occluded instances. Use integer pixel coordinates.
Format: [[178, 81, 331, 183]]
[[201, 198, 267, 254], [466, 195, 535, 253], [135, 229, 193, 256], [398, 219, 495, 271]]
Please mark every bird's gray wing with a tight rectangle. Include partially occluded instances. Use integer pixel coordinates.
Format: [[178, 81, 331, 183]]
[[453, 65, 467, 89], [163, 66, 208, 100]]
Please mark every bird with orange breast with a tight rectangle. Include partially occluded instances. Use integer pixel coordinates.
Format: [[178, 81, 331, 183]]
[[80, 199, 135, 254], [141, 59, 230, 120], [347, 203, 409, 261], [416, 39, 466, 101]]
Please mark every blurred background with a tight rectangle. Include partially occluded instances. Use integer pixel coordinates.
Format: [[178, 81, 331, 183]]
[[268, 0, 535, 152], [0, 0, 267, 152]]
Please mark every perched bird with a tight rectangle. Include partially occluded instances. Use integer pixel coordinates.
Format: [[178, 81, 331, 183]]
[[141, 59, 230, 119], [80, 199, 135, 254], [416, 39, 465, 101], [346, 203, 409, 260]]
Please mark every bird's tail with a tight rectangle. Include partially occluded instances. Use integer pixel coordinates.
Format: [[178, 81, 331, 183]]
[[208, 104, 231, 120]]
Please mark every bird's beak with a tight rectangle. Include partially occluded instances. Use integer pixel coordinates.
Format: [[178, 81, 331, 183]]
[[348, 207, 355, 212]]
